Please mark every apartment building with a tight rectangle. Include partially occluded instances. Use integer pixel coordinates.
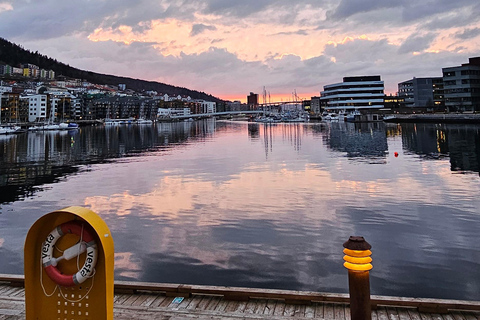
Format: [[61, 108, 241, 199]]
[[442, 57, 480, 112], [320, 76, 384, 111], [398, 77, 444, 108], [22, 94, 48, 122]]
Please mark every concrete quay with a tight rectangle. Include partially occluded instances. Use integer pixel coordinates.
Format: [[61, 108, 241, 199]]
[[383, 113, 480, 124]]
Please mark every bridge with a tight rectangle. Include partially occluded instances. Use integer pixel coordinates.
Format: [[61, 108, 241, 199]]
[[169, 110, 264, 120]]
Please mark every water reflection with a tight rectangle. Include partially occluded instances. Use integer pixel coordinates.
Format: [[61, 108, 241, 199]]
[[323, 122, 388, 160], [0, 120, 217, 204], [401, 123, 480, 174], [0, 120, 479, 301]]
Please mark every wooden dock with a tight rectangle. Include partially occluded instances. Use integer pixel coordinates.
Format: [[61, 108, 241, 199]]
[[1, 274, 479, 319]]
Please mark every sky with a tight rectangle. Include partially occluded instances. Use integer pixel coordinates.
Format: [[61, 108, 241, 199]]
[[0, 0, 479, 102]]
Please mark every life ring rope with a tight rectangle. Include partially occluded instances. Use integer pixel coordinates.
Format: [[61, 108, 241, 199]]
[[41, 220, 98, 288]]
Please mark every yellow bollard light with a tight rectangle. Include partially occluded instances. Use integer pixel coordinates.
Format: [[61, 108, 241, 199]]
[[343, 236, 372, 320]]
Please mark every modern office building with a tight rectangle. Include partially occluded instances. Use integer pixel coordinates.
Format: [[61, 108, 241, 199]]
[[320, 76, 384, 111], [398, 77, 444, 108], [442, 57, 480, 112]]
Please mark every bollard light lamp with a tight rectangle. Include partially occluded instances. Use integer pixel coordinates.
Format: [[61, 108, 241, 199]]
[[343, 236, 372, 271], [343, 236, 372, 320]]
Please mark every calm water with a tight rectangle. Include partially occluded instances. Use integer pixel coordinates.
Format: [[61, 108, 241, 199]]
[[0, 120, 479, 300]]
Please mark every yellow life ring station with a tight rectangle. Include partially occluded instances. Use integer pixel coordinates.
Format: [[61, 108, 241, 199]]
[[24, 206, 114, 320]]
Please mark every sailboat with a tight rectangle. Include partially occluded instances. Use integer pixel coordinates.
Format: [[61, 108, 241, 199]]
[[58, 97, 79, 130]]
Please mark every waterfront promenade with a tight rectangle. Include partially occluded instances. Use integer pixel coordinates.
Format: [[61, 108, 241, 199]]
[[1, 275, 479, 319]]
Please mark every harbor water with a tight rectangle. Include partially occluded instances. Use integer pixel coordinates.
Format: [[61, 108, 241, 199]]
[[0, 120, 479, 301]]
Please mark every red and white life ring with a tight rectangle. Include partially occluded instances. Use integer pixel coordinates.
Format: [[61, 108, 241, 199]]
[[41, 220, 98, 287]]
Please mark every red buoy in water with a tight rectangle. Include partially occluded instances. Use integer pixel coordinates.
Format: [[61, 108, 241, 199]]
[[394, 152, 399, 157]]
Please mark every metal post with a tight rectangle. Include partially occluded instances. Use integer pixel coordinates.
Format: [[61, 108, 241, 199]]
[[343, 236, 372, 320]]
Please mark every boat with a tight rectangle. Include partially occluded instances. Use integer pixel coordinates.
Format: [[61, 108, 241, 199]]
[[345, 110, 361, 122], [0, 125, 22, 135], [57, 122, 79, 130], [383, 114, 397, 122], [323, 113, 340, 121], [136, 118, 153, 125], [57, 99, 79, 130]]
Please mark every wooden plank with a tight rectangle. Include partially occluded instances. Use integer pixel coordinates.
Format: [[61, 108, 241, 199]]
[[13, 289, 25, 298], [205, 296, 222, 311], [324, 303, 335, 319], [273, 301, 286, 316], [315, 302, 325, 318], [185, 295, 203, 310], [407, 308, 423, 320], [115, 294, 132, 305], [244, 300, 258, 314], [283, 304, 296, 317], [397, 307, 412, 320], [431, 314, 444, 320], [130, 293, 151, 306], [264, 300, 277, 316], [122, 294, 141, 306], [233, 300, 248, 313], [0, 287, 20, 297], [6, 287, 23, 297], [450, 311, 465, 320], [137, 294, 159, 307], [335, 303, 345, 320], [0, 286, 12, 295], [387, 307, 400, 320], [157, 296, 174, 308], [377, 306, 390, 320], [223, 300, 238, 313], [253, 299, 267, 315], [345, 304, 351, 320], [214, 299, 229, 312], [305, 304, 315, 318], [419, 312, 433, 320], [294, 304, 306, 318], [196, 295, 213, 311], [461, 312, 478, 320]]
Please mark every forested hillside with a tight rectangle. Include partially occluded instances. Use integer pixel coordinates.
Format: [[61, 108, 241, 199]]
[[0, 37, 222, 102]]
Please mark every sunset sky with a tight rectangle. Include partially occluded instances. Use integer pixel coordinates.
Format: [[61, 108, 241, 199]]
[[1, 0, 479, 102]]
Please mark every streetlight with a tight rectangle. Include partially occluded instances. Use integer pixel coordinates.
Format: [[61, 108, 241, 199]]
[[343, 236, 372, 320]]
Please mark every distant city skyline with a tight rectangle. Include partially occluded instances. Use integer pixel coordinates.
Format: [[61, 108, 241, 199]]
[[0, 1, 479, 102]]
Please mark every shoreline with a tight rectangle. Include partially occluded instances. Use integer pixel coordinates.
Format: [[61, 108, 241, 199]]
[[383, 113, 480, 124]]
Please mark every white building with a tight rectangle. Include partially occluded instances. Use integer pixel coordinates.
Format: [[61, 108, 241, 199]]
[[195, 100, 216, 114], [0, 86, 13, 95], [157, 108, 191, 117], [22, 94, 48, 122], [320, 76, 384, 111]]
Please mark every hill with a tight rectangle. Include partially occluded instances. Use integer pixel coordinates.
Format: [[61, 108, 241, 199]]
[[0, 37, 223, 102]]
